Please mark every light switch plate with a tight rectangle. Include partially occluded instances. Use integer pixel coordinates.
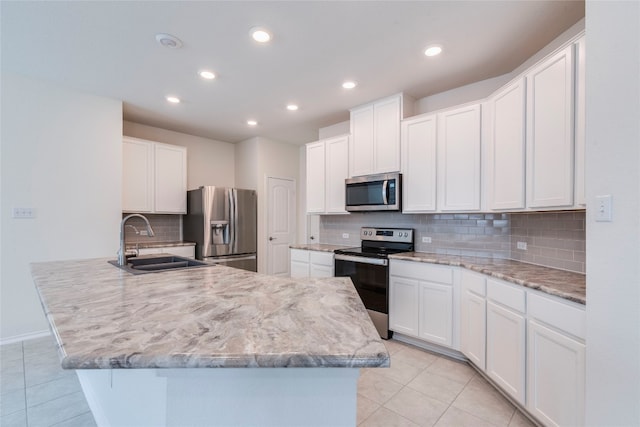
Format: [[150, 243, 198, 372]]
[[595, 195, 613, 222]]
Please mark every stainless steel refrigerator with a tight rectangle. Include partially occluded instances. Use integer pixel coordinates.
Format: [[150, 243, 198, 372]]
[[183, 186, 257, 272]]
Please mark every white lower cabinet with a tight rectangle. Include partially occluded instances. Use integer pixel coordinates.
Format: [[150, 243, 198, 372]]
[[486, 279, 526, 405], [389, 260, 586, 425], [388, 276, 419, 336], [289, 249, 334, 278], [460, 271, 486, 370], [390, 260, 454, 348], [418, 281, 453, 347], [526, 293, 586, 427]]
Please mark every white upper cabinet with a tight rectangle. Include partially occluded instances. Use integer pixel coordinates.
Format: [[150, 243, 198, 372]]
[[324, 135, 350, 214], [437, 104, 482, 211], [374, 96, 402, 174], [154, 142, 187, 214], [349, 104, 375, 177], [487, 78, 526, 210], [349, 93, 412, 177], [305, 135, 350, 215], [123, 137, 154, 213], [574, 35, 586, 207], [123, 137, 187, 214], [401, 114, 437, 213], [305, 141, 326, 214], [526, 44, 575, 208]]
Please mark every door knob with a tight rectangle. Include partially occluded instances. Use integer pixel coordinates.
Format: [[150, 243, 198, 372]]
[[269, 237, 275, 241]]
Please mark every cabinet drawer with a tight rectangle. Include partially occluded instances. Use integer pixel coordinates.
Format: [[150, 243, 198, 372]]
[[487, 279, 526, 313], [390, 260, 453, 284], [461, 271, 486, 296], [309, 251, 333, 267], [528, 292, 585, 340], [290, 249, 310, 263]]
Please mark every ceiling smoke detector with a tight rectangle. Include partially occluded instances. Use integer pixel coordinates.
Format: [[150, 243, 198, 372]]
[[155, 33, 183, 49]]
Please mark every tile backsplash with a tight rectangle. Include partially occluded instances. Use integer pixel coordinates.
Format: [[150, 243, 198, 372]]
[[122, 214, 181, 244], [510, 211, 585, 273], [319, 210, 586, 273]]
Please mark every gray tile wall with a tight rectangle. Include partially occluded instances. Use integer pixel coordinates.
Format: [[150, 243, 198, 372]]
[[320, 212, 511, 258], [122, 214, 182, 243], [510, 211, 586, 273], [319, 210, 586, 273]]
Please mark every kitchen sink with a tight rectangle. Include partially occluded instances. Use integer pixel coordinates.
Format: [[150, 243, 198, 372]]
[[109, 254, 211, 275]]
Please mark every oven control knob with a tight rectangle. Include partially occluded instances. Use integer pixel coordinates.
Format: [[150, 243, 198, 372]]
[[404, 232, 408, 237]]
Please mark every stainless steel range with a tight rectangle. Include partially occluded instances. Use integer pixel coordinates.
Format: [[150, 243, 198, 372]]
[[334, 227, 414, 339]]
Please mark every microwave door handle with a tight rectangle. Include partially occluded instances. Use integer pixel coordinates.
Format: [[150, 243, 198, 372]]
[[382, 180, 388, 205]]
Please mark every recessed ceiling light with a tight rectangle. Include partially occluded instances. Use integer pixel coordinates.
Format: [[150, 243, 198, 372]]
[[251, 27, 272, 43], [286, 104, 299, 111], [155, 33, 183, 49], [199, 70, 216, 80], [247, 120, 258, 126], [342, 81, 357, 89], [166, 96, 181, 104], [424, 45, 443, 57]]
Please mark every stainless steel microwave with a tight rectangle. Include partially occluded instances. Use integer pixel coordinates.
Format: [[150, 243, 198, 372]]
[[345, 173, 401, 212]]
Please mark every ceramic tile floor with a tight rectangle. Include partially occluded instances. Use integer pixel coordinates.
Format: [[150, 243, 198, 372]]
[[0, 337, 96, 427], [358, 339, 536, 427], [1, 336, 537, 427]]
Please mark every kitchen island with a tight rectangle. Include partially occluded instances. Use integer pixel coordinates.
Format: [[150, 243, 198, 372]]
[[30, 258, 388, 426]]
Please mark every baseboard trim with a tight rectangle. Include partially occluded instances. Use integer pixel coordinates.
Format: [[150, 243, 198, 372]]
[[0, 330, 51, 346], [392, 333, 466, 362]]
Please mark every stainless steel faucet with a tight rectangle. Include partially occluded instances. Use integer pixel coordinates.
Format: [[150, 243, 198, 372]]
[[118, 214, 155, 266]]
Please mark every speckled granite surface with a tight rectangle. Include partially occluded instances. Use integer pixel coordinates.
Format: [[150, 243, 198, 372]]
[[30, 258, 388, 370], [390, 252, 586, 305], [289, 244, 352, 252]]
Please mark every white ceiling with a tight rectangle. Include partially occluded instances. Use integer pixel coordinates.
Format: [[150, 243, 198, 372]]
[[1, 1, 584, 145]]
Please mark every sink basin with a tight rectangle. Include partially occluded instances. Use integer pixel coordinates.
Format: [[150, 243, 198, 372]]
[[109, 254, 210, 275]]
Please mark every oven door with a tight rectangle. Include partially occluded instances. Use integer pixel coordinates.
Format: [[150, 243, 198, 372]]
[[335, 253, 392, 339]]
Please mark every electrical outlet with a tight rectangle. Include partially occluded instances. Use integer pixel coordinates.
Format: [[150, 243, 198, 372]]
[[139, 230, 148, 236], [12, 207, 36, 219], [422, 236, 432, 243], [595, 195, 613, 222], [342, 233, 349, 239], [517, 241, 528, 250]]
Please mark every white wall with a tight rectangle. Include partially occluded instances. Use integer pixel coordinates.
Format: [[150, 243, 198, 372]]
[[0, 73, 122, 342], [234, 138, 259, 191], [585, 2, 640, 425], [235, 137, 299, 273], [413, 74, 510, 115], [123, 121, 235, 190], [318, 121, 350, 140]]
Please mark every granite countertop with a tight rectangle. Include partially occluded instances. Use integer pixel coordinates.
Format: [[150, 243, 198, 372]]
[[125, 240, 195, 250], [289, 243, 353, 252], [390, 252, 586, 305], [30, 258, 388, 370]]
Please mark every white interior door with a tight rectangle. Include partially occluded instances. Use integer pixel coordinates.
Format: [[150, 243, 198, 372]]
[[267, 177, 296, 276]]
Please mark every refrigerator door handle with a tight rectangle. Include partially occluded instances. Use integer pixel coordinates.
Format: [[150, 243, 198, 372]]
[[227, 189, 234, 253]]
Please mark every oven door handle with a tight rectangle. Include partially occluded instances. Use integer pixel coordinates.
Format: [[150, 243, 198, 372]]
[[334, 254, 388, 266]]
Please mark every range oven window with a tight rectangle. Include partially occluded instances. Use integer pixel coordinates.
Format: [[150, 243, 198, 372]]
[[334, 258, 388, 314]]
